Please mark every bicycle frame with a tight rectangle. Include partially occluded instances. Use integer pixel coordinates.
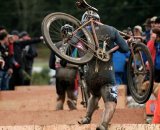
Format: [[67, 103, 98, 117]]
[[41, 0, 154, 103], [72, 17, 119, 55], [72, 17, 148, 75], [119, 31, 148, 74]]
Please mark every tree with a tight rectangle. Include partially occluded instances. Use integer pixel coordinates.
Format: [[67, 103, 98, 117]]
[[0, 0, 160, 35]]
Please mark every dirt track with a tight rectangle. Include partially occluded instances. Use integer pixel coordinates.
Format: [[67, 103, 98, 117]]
[[0, 85, 150, 130]]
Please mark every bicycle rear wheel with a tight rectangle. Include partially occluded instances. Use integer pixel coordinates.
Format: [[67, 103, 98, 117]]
[[127, 42, 154, 104], [42, 12, 95, 65]]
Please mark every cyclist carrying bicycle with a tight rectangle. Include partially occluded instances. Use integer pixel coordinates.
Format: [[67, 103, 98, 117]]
[[42, 0, 154, 128], [76, 2, 129, 130]]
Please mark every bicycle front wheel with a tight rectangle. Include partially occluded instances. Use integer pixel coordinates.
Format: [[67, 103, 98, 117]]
[[127, 42, 154, 104], [42, 12, 95, 65]]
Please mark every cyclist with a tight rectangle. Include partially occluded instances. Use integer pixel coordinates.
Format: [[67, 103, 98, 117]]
[[78, 11, 129, 130], [49, 50, 79, 110]]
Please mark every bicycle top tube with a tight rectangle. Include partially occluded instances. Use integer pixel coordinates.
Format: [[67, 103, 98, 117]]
[[72, 18, 104, 48]]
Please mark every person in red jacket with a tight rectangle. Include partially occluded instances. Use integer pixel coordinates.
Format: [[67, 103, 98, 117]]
[[147, 27, 160, 82]]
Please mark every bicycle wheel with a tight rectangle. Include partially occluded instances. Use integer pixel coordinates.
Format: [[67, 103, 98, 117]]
[[42, 12, 95, 65], [127, 42, 154, 104]]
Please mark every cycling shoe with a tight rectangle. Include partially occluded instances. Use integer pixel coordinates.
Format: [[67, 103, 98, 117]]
[[78, 116, 91, 124]]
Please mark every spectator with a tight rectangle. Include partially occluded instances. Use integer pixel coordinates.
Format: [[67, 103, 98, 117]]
[[9, 30, 42, 89], [133, 25, 143, 36], [19, 31, 38, 85], [0, 28, 13, 90], [133, 25, 144, 42], [147, 27, 160, 82], [155, 17, 160, 28], [143, 18, 152, 43], [113, 50, 129, 85], [0, 52, 5, 70], [152, 82, 160, 123], [150, 16, 157, 29], [143, 81, 160, 123], [126, 27, 133, 36], [8, 30, 23, 89]]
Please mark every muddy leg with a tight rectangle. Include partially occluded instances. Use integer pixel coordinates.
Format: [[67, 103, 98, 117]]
[[56, 94, 65, 110], [97, 85, 117, 130], [79, 94, 101, 124], [67, 89, 78, 110]]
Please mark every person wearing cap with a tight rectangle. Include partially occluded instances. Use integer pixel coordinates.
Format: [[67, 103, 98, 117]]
[[9, 31, 43, 88], [133, 25, 144, 42], [143, 18, 152, 43], [147, 27, 160, 82], [19, 31, 39, 85], [133, 25, 143, 36], [155, 17, 160, 28], [150, 16, 157, 29]]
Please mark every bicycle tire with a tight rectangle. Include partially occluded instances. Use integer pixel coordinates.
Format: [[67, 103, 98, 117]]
[[42, 12, 95, 65], [127, 42, 154, 104]]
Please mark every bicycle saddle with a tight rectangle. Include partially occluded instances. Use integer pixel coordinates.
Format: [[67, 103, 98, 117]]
[[76, 0, 98, 12]]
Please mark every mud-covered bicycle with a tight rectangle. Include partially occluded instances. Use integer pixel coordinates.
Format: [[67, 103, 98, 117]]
[[41, 0, 154, 104]]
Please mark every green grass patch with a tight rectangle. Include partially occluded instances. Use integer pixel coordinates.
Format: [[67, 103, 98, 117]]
[[31, 68, 50, 85]]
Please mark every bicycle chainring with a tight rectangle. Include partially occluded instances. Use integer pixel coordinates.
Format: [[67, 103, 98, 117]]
[[96, 48, 110, 62]]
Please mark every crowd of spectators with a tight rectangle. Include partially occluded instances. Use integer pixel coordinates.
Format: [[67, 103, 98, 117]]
[[112, 16, 160, 123], [0, 26, 43, 90], [113, 16, 160, 87]]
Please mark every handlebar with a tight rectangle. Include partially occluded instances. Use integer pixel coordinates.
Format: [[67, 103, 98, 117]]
[[119, 31, 131, 39], [119, 30, 144, 41]]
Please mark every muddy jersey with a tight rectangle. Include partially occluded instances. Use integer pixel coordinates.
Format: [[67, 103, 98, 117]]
[[85, 24, 129, 89]]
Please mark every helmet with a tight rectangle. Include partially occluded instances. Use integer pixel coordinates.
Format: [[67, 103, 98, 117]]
[[61, 24, 74, 33], [61, 24, 74, 38], [81, 10, 100, 23]]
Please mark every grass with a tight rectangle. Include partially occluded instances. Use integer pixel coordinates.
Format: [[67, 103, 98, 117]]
[[34, 58, 49, 68], [31, 45, 51, 85], [36, 42, 51, 58], [34, 44, 51, 68]]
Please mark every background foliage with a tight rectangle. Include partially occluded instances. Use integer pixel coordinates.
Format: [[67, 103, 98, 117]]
[[0, 0, 160, 36], [0, 0, 159, 85], [32, 68, 50, 85]]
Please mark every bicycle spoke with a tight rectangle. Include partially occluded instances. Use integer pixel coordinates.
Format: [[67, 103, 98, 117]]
[[42, 12, 95, 64]]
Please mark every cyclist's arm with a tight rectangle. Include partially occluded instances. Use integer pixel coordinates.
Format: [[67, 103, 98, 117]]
[[114, 29, 129, 53], [14, 38, 42, 47]]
